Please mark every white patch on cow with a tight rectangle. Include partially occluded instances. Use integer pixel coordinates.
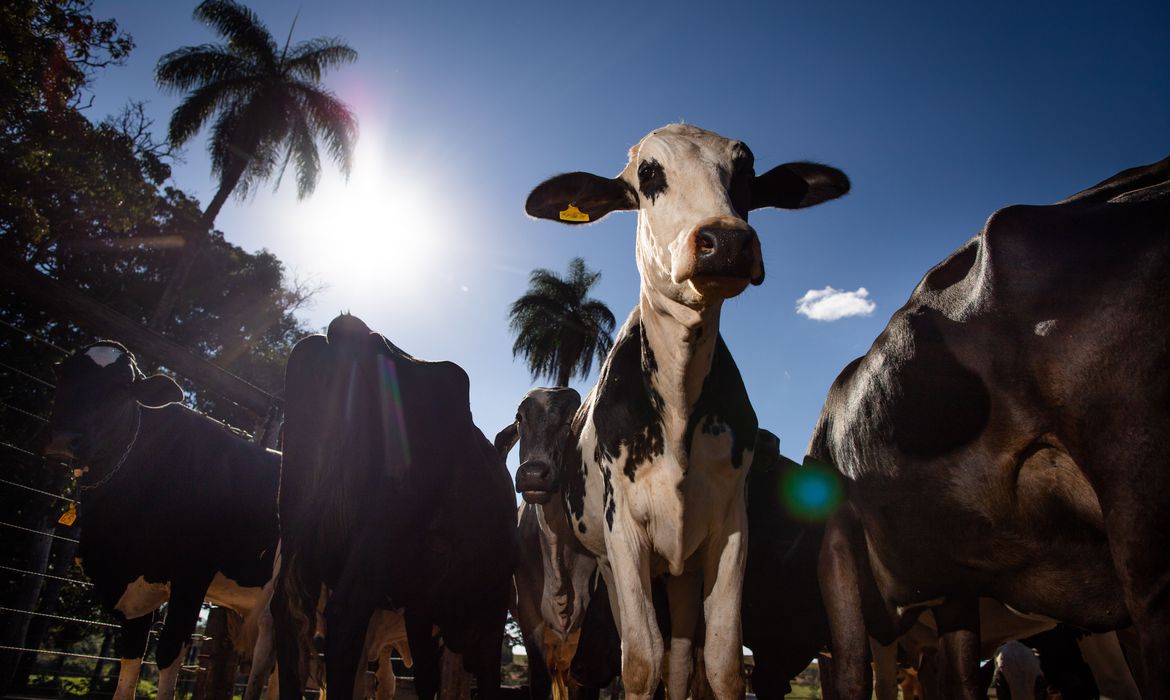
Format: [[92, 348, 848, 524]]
[[796, 286, 876, 321], [1034, 319, 1058, 336], [206, 571, 263, 614], [155, 642, 188, 700], [113, 658, 143, 700], [994, 641, 1043, 699], [114, 577, 169, 619], [84, 345, 125, 367]]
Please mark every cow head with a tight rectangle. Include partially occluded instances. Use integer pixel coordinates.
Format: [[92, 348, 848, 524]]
[[526, 124, 849, 308], [496, 387, 582, 504], [45, 342, 183, 474]]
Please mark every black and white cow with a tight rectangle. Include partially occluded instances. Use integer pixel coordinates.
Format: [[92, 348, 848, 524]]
[[810, 156, 1170, 698], [497, 388, 600, 700], [523, 124, 849, 700], [273, 314, 516, 700], [43, 341, 279, 700]]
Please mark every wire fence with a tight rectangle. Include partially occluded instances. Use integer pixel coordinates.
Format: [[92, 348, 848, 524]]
[[0, 315, 279, 700]]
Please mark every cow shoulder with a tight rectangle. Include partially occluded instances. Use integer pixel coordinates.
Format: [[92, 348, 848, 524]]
[[590, 313, 664, 483]]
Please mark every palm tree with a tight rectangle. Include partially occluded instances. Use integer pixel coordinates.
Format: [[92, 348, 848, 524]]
[[509, 257, 616, 387], [148, 0, 358, 330]]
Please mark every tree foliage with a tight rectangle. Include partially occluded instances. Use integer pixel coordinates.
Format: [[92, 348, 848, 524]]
[[0, 2, 319, 692], [508, 257, 616, 388]]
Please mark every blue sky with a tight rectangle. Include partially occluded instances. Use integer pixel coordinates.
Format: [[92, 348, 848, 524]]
[[89, 1, 1170, 476]]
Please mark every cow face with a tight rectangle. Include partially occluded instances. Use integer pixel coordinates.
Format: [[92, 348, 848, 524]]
[[526, 124, 849, 308], [45, 342, 183, 469], [495, 387, 582, 505]]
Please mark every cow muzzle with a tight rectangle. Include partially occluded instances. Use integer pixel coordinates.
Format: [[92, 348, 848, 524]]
[[44, 431, 81, 462], [673, 217, 764, 298], [515, 459, 556, 505]]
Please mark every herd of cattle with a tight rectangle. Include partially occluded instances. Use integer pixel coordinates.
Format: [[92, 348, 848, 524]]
[[39, 124, 1167, 699]]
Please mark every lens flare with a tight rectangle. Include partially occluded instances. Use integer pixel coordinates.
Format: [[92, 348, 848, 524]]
[[779, 458, 843, 522]]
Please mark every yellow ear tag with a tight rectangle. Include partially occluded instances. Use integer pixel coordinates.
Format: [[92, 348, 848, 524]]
[[58, 502, 77, 526], [559, 204, 589, 222]]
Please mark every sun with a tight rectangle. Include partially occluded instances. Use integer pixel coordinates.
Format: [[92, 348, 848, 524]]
[[280, 127, 449, 297]]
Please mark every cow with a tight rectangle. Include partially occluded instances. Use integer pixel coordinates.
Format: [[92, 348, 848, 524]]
[[497, 388, 600, 700], [523, 123, 849, 700], [992, 641, 1046, 700], [272, 313, 516, 700], [42, 341, 279, 700], [810, 156, 1170, 699], [741, 430, 833, 700]]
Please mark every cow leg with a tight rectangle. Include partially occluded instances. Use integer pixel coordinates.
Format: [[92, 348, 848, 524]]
[[525, 632, 553, 700], [407, 612, 441, 700], [870, 638, 898, 700], [1076, 631, 1141, 700], [155, 573, 215, 700], [113, 612, 153, 700], [606, 532, 663, 700], [817, 512, 869, 700], [700, 508, 747, 700], [1099, 479, 1170, 697], [664, 572, 700, 700], [271, 574, 315, 700], [323, 581, 382, 699], [932, 597, 980, 700], [243, 582, 277, 700]]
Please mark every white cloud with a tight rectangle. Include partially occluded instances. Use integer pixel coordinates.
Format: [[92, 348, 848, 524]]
[[795, 286, 876, 321]]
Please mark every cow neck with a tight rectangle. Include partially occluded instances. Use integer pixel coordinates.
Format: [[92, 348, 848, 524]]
[[535, 496, 583, 631], [80, 404, 142, 494], [638, 290, 722, 432]]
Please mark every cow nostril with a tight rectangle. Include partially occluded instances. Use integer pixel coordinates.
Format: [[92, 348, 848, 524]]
[[696, 231, 717, 255]]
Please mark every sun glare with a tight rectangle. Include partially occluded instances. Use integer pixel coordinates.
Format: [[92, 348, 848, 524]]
[[281, 128, 451, 298]]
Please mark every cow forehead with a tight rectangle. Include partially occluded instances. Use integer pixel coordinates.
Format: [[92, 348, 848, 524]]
[[84, 345, 125, 367], [625, 124, 744, 171], [520, 388, 580, 421]]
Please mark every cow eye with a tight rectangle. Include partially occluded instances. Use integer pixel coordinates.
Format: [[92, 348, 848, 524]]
[[637, 159, 667, 203]]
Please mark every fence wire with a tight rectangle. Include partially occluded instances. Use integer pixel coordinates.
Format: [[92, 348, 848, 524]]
[[0, 563, 91, 587]]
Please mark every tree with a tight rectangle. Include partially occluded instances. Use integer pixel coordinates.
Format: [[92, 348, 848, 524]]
[[508, 257, 616, 388], [0, 2, 319, 691], [149, 0, 358, 329]]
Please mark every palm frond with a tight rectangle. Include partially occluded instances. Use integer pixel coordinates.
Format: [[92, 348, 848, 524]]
[[165, 78, 253, 146], [284, 39, 358, 81], [155, 45, 254, 93], [193, 0, 278, 67], [289, 82, 357, 176]]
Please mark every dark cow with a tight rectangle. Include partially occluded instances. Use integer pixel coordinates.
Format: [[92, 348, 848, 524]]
[[273, 314, 516, 700], [524, 123, 849, 700], [43, 341, 278, 700], [810, 157, 1170, 698], [741, 430, 832, 700]]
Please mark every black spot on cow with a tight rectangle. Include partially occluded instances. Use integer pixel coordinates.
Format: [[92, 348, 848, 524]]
[[728, 144, 756, 219], [684, 335, 758, 468], [638, 159, 668, 204], [592, 318, 665, 483], [563, 429, 587, 522], [601, 464, 615, 530], [890, 309, 991, 457]]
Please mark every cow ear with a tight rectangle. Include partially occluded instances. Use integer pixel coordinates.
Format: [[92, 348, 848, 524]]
[[133, 374, 184, 407], [526, 172, 637, 225], [751, 162, 850, 210], [494, 423, 519, 459]]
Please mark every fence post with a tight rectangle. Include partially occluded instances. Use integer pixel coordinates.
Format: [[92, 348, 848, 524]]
[[193, 606, 237, 700]]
